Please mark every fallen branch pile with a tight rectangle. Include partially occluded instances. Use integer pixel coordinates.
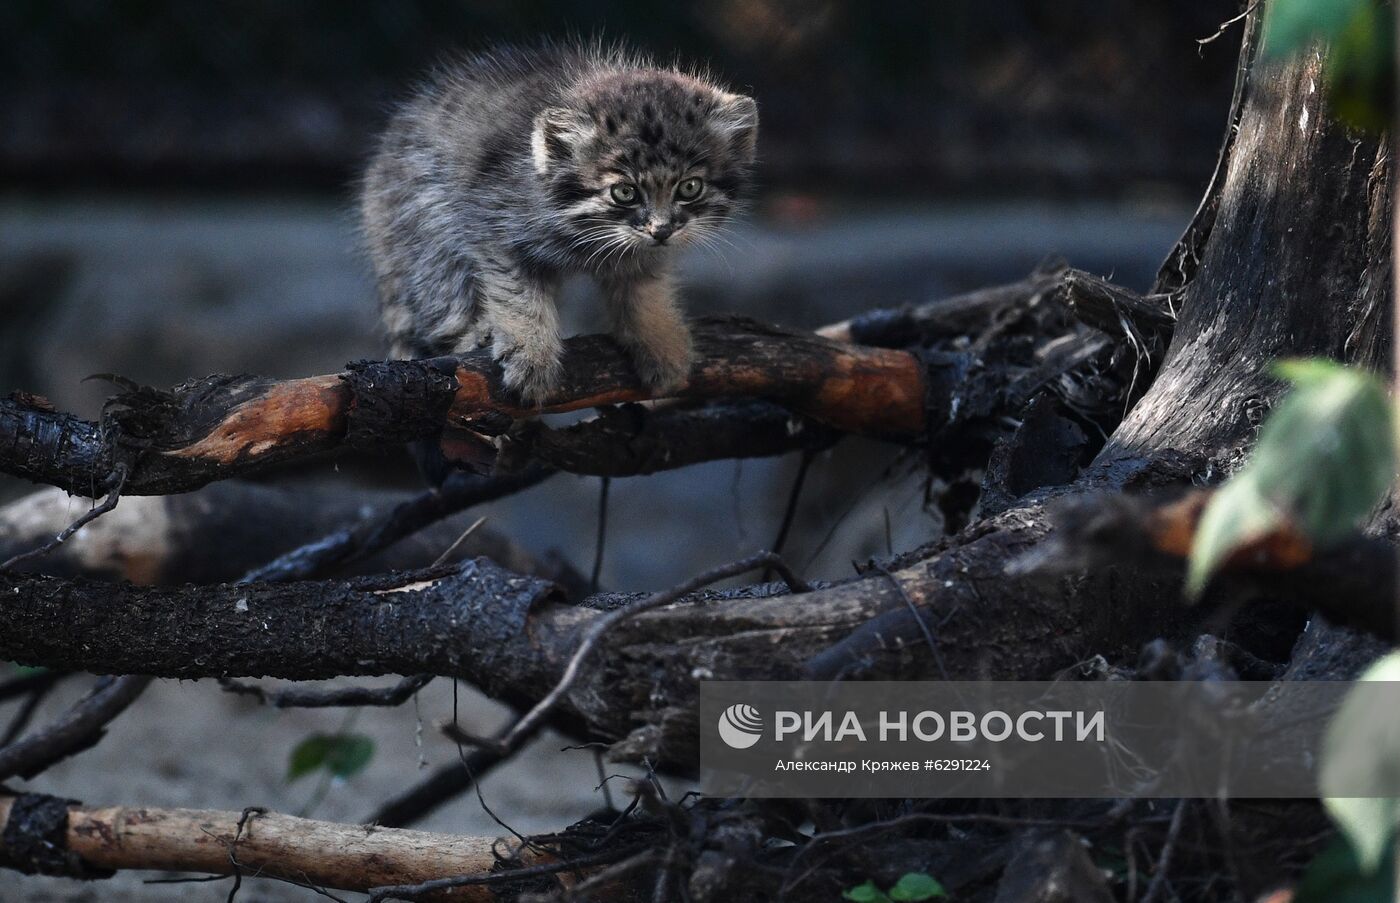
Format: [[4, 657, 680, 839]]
[[0, 7, 1395, 897]]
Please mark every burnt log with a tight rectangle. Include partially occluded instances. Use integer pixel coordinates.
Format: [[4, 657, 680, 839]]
[[0, 318, 925, 496]]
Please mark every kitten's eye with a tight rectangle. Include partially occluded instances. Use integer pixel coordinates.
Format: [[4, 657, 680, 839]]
[[610, 183, 639, 206], [676, 177, 705, 202]]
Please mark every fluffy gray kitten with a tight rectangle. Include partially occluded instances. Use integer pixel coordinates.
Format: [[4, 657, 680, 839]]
[[361, 44, 758, 402]]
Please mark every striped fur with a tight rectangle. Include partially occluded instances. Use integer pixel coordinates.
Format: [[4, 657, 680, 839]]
[[360, 43, 758, 401]]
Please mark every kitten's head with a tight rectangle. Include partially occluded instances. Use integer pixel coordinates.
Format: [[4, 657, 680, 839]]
[[531, 67, 758, 268]]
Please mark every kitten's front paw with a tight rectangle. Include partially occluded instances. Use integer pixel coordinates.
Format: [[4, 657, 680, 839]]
[[631, 334, 694, 395], [496, 342, 564, 406]]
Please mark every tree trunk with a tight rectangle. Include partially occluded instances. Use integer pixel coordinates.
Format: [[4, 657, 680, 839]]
[[1108, 13, 1392, 460]]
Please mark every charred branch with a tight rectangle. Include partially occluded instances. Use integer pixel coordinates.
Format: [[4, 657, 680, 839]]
[[1051, 269, 1175, 354], [0, 318, 925, 497], [237, 467, 559, 584], [817, 263, 1067, 347], [217, 673, 435, 709], [0, 479, 578, 589], [0, 675, 152, 781], [495, 399, 840, 477], [0, 480, 1207, 770]]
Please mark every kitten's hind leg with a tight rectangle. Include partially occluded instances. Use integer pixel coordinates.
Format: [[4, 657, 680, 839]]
[[474, 259, 564, 405], [602, 272, 694, 393]]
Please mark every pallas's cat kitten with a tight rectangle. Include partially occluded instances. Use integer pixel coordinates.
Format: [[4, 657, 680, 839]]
[[361, 45, 758, 402]]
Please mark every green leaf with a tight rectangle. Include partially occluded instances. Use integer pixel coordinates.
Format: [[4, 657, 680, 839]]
[[286, 733, 375, 782], [1325, 0, 1394, 132], [287, 735, 332, 782], [324, 734, 375, 779], [1293, 834, 1396, 903], [889, 872, 947, 900], [1264, 0, 1394, 133], [1321, 652, 1400, 874], [1259, 360, 1395, 543], [1186, 359, 1394, 597], [843, 881, 892, 903], [1265, 0, 1368, 59], [1185, 471, 1280, 597]]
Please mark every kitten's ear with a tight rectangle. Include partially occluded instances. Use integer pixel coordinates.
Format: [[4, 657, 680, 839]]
[[716, 94, 759, 164], [531, 107, 596, 175]]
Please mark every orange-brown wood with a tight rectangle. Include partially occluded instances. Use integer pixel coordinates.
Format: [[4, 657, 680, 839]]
[[446, 328, 925, 437], [166, 375, 349, 464], [1146, 490, 1313, 571]]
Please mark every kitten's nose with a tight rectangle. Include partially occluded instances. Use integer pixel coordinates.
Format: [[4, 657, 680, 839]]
[[645, 221, 675, 243]]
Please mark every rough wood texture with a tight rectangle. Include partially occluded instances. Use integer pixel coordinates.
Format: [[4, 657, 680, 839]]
[[0, 317, 925, 497], [1105, 14, 1392, 461], [496, 399, 841, 477], [0, 796, 511, 900]]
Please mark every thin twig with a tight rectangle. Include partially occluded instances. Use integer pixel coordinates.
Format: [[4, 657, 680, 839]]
[[594, 748, 615, 812], [448, 680, 535, 853], [591, 476, 611, 592], [1198, 1, 1259, 45], [563, 848, 658, 899], [458, 551, 811, 757], [224, 806, 266, 903], [1141, 800, 1189, 903], [764, 449, 814, 580], [363, 746, 505, 828], [366, 844, 645, 901], [874, 563, 946, 680], [217, 674, 434, 709], [803, 448, 910, 571], [0, 674, 153, 780], [429, 515, 487, 568], [1, 677, 63, 746], [239, 466, 554, 583], [1, 463, 128, 571]]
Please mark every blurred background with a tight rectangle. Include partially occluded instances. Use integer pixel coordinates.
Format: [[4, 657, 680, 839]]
[[0, 2, 1243, 898]]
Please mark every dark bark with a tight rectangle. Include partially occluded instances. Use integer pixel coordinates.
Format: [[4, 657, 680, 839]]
[[495, 400, 840, 477], [0, 318, 926, 496], [817, 262, 1068, 347], [234, 468, 563, 585], [0, 675, 152, 781], [0, 560, 563, 693]]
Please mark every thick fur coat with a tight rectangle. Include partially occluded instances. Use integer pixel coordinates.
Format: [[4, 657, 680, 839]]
[[361, 44, 759, 401]]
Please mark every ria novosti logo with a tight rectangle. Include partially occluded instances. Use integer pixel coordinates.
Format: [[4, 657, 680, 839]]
[[717, 703, 764, 749]]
